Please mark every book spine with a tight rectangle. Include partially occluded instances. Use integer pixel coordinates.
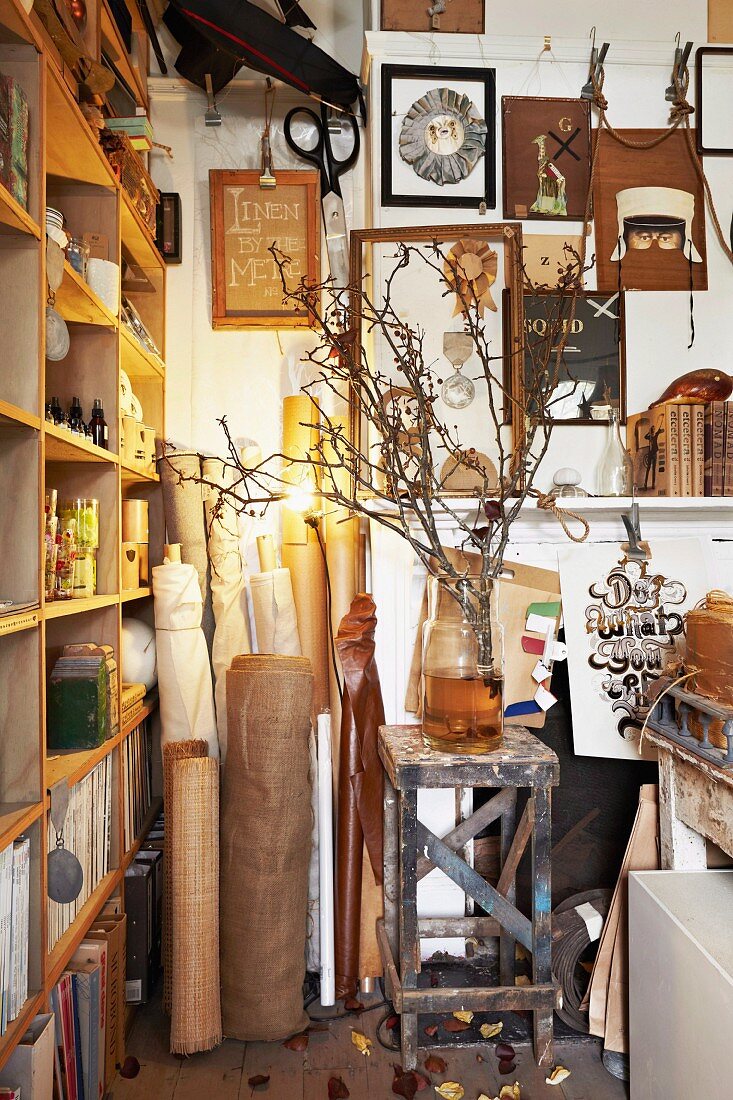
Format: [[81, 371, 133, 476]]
[[665, 403, 681, 496], [679, 404, 693, 496], [712, 400, 725, 495], [692, 403, 705, 496], [704, 404, 713, 495], [725, 404, 733, 496]]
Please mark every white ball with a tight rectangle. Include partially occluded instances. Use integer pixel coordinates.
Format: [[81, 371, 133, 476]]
[[121, 616, 157, 690]]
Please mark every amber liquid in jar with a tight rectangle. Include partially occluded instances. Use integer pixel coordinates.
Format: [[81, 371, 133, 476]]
[[422, 669, 503, 754]]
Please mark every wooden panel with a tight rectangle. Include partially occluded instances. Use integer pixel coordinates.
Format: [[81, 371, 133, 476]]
[[381, 0, 484, 32], [709, 0, 733, 41], [56, 259, 117, 327], [45, 422, 118, 464], [44, 461, 119, 593], [0, 427, 40, 604], [0, 237, 41, 416], [0, 44, 43, 225], [45, 63, 116, 188], [46, 326, 120, 451], [0, 628, 41, 801]]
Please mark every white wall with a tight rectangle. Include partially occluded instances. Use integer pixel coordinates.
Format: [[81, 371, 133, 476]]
[[150, 1, 733, 492]]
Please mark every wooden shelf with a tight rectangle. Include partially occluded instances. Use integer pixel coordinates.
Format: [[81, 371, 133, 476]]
[[47, 869, 121, 987], [120, 586, 151, 603], [0, 0, 40, 48], [0, 800, 43, 851], [45, 63, 117, 189], [0, 607, 40, 637], [0, 399, 40, 432], [56, 260, 118, 328], [46, 731, 119, 790], [120, 458, 159, 483], [122, 795, 162, 870], [120, 324, 164, 380], [0, 178, 41, 237], [100, 0, 147, 109], [0, 991, 44, 1073], [44, 593, 119, 618], [121, 692, 158, 739], [44, 422, 118, 465], [120, 189, 163, 271]]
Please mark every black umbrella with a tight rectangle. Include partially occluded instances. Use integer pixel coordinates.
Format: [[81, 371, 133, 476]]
[[165, 0, 360, 108]]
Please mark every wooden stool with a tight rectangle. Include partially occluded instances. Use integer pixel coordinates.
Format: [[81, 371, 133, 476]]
[[377, 723, 560, 1070]]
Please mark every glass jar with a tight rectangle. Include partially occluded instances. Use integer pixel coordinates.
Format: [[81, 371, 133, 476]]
[[597, 406, 633, 496], [66, 236, 90, 279], [422, 573, 504, 754]]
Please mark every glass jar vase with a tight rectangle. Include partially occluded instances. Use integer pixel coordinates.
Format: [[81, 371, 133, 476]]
[[422, 573, 504, 754]]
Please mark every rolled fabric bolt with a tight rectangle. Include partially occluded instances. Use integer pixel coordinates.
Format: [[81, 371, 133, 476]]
[[257, 534, 276, 572]]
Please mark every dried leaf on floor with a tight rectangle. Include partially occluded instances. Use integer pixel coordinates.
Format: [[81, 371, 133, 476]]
[[328, 1076, 350, 1099], [515, 975, 531, 986], [498, 1059, 516, 1075], [351, 1030, 372, 1056], [434, 1083, 465, 1100], [247, 1074, 270, 1090], [452, 1011, 474, 1024], [283, 1031, 309, 1051], [392, 1065, 430, 1098], [545, 1066, 571, 1086], [424, 1054, 447, 1074], [495, 1043, 515, 1061], [479, 1022, 503, 1039], [386, 1014, 400, 1030], [119, 1057, 140, 1079], [344, 998, 365, 1014], [442, 1019, 470, 1033], [424, 1024, 438, 1037], [499, 1085, 521, 1100]]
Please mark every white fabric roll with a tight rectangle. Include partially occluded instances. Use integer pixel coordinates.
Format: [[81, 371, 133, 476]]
[[202, 458, 251, 763], [249, 568, 302, 656], [153, 560, 219, 758]]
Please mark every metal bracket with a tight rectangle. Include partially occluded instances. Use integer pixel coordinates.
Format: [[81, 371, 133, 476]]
[[665, 34, 693, 102], [204, 74, 222, 126], [581, 27, 610, 100]]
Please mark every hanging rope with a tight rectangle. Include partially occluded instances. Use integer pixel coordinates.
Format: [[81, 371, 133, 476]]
[[532, 490, 591, 543]]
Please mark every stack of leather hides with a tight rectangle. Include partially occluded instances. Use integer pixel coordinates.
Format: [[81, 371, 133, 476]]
[[220, 654, 313, 1040], [335, 594, 385, 999], [685, 590, 733, 748]]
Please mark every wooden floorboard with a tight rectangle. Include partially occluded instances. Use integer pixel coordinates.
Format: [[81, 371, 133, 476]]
[[113, 994, 628, 1100]]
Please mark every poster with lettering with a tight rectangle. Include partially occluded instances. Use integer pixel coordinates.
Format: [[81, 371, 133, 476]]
[[209, 169, 320, 328], [558, 538, 714, 760]]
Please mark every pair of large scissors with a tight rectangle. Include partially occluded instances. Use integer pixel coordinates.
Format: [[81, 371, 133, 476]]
[[283, 103, 360, 289]]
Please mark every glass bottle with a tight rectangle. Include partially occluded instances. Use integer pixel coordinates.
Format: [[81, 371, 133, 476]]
[[89, 399, 108, 449], [597, 407, 633, 496], [68, 396, 84, 436], [422, 574, 504, 754], [49, 395, 63, 425]]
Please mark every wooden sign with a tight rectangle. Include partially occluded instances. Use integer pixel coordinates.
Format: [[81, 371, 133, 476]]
[[593, 129, 707, 293], [521, 233, 585, 289], [502, 97, 591, 220], [209, 169, 320, 328], [381, 0, 484, 33]]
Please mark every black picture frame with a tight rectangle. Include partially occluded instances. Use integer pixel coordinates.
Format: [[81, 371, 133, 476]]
[[380, 64, 496, 209], [520, 291, 626, 426], [695, 47, 733, 156]]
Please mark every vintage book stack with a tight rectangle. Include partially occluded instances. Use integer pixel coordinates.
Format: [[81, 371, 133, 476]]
[[627, 400, 733, 496], [47, 758, 112, 951], [51, 901, 128, 1100], [122, 717, 152, 851], [0, 838, 30, 1039]]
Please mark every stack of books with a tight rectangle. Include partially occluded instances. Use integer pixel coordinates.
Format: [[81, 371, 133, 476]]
[[47, 757, 112, 952], [0, 837, 30, 1036], [52, 904, 127, 1100], [122, 718, 152, 851], [627, 400, 733, 496]]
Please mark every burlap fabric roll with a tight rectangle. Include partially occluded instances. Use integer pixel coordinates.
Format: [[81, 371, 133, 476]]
[[161, 739, 208, 1015], [169, 754, 222, 1054], [221, 654, 314, 1040]]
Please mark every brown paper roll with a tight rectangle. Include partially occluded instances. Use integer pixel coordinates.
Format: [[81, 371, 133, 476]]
[[323, 414, 357, 788], [281, 395, 330, 714], [122, 498, 149, 543]]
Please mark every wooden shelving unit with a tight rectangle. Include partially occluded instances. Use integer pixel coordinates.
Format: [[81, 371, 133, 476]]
[[0, 0, 165, 1072]]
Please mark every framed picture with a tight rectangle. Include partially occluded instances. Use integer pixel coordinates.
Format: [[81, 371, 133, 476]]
[[695, 47, 733, 155], [521, 291, 626, 425], [381, 0, 484, 33], [521, 232, 586, 289], [502, 96, 591, 220], [209, 168, 320, 328], [381, 64, 496, 209], [592, 129, 707, 292], [348, 223, 525, 492]]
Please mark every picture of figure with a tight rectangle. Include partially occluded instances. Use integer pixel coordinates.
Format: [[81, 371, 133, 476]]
[[530, 133, 568, 216], [610, 186, 703, 264]]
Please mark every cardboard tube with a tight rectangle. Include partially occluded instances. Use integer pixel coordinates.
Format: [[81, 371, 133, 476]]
[[281, 395, 329, 714], [165, 543, 181, 563], [257, 534, 276, 573]]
